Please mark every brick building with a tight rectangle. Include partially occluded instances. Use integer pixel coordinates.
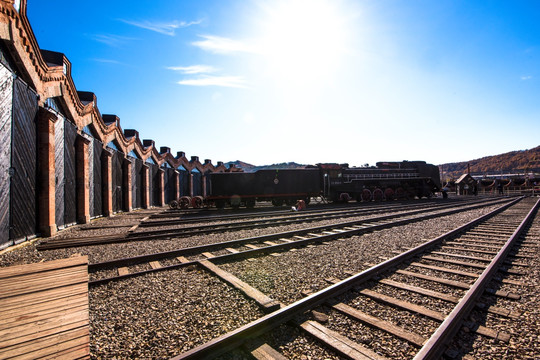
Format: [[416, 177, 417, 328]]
[[0, 0, 229, 249]]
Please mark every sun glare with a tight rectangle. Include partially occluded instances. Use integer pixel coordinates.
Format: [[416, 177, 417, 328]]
[[255, 0, 353, 94]]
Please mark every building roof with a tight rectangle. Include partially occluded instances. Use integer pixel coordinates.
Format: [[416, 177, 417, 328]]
[[456, 173, 477, 184]]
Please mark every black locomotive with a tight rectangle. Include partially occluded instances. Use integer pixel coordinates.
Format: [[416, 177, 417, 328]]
[[206, 161, 441, 208]]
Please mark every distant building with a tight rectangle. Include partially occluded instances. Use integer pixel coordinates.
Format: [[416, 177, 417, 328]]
[[455, 174, 477, 195]]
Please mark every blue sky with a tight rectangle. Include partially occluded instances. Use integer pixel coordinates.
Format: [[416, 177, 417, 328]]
[[27, 0, 539, 167]]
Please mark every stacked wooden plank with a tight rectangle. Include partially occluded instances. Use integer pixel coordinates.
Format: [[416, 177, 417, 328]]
[[0, 256, 90, 359]]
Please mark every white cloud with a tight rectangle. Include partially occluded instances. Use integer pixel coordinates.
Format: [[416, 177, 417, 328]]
[[167, 65, 218, 74], [92, 58, 122, 64], [178, 75, 248, 88], [90, 34, 136, 46], [192, 35, 255, 54], [521, 75, 532, 80], [120, 19, 202, 36]]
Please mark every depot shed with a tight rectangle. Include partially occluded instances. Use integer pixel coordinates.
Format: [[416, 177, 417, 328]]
[[456, 173, 478, 195]]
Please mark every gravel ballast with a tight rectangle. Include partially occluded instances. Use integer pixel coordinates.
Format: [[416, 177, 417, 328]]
[[1, 198, 538, 359]]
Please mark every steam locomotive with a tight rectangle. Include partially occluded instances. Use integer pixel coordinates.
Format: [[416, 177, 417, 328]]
[[206, 161, 441, 208]]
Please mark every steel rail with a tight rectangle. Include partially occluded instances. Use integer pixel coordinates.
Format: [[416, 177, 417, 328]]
[[170, 197, 523, 359], [39, 201, 443, 250], [413, 196, 540, 360], [111, 198, 508, 241], [141, 200, 444, 226], [88, 197, 516, 285], [128, 201, 447, 237], [38, 199, 502, 250]]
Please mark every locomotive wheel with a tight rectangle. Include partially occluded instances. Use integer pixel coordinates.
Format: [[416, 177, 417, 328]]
[[168, 200, 179, 209], [373, 188, 384, 201], [191, 196, 203, 208], [179, 196, 191, 209], [245, 199, 256, 208], [272, 199, 284, 207], [384, 188, 394, 200], [361, 189, 372, 202]]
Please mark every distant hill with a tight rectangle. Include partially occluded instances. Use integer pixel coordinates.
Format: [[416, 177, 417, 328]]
[[227, 145, 540, 179], [225, 161, 306, 172], [439, 145, 540, 180]]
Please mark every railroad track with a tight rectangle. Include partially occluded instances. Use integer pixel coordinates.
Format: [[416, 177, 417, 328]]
[[88, 197, 516, 285], [172, 196, 538, 359], [142, 200, 442, 224], [38, 198, 508, 250]]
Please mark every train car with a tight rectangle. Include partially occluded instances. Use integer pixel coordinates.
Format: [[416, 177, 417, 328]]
[[208, 169, 320, 208], [320, 161, 441, 202], [201, 160, 441, 209]]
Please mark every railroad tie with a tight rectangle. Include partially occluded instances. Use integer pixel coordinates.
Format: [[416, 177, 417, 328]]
[[128, 216, 149, 232], [246, 343, 287, 360], [176, 256, 189, 263], [396, 270, 471, 289], [326, 275, 515, 343], [298, 320, 389, 360], [118, 267, 129, 276], [410, 262, 480, 278], [462, 322, 511, 342], [330, 301, 427, 346], [198, 260, 280, 313]]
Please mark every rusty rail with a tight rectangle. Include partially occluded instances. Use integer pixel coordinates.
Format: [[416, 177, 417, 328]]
[[170, 197, 523, 359], [413, 196, 540, 359]]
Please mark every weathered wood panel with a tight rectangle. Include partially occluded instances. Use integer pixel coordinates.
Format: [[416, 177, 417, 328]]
[[0, 64, 13, 248], [54, 116, 65, 228], [91, 139, 103, 218], [111, 150, 124, 213], [146, 163, 155, 206], [0, 256, 90, 359], [63, 121, 77, 226], [163, 167, 176, 204], [192, 171, 202, 196], [88, 136, 95, 217], [151, 164, 160, 206], [205, 172, 212, 197], [179, 169, 189, 197], [131, 157, 143, 209], [10, 77, 38, 240]]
